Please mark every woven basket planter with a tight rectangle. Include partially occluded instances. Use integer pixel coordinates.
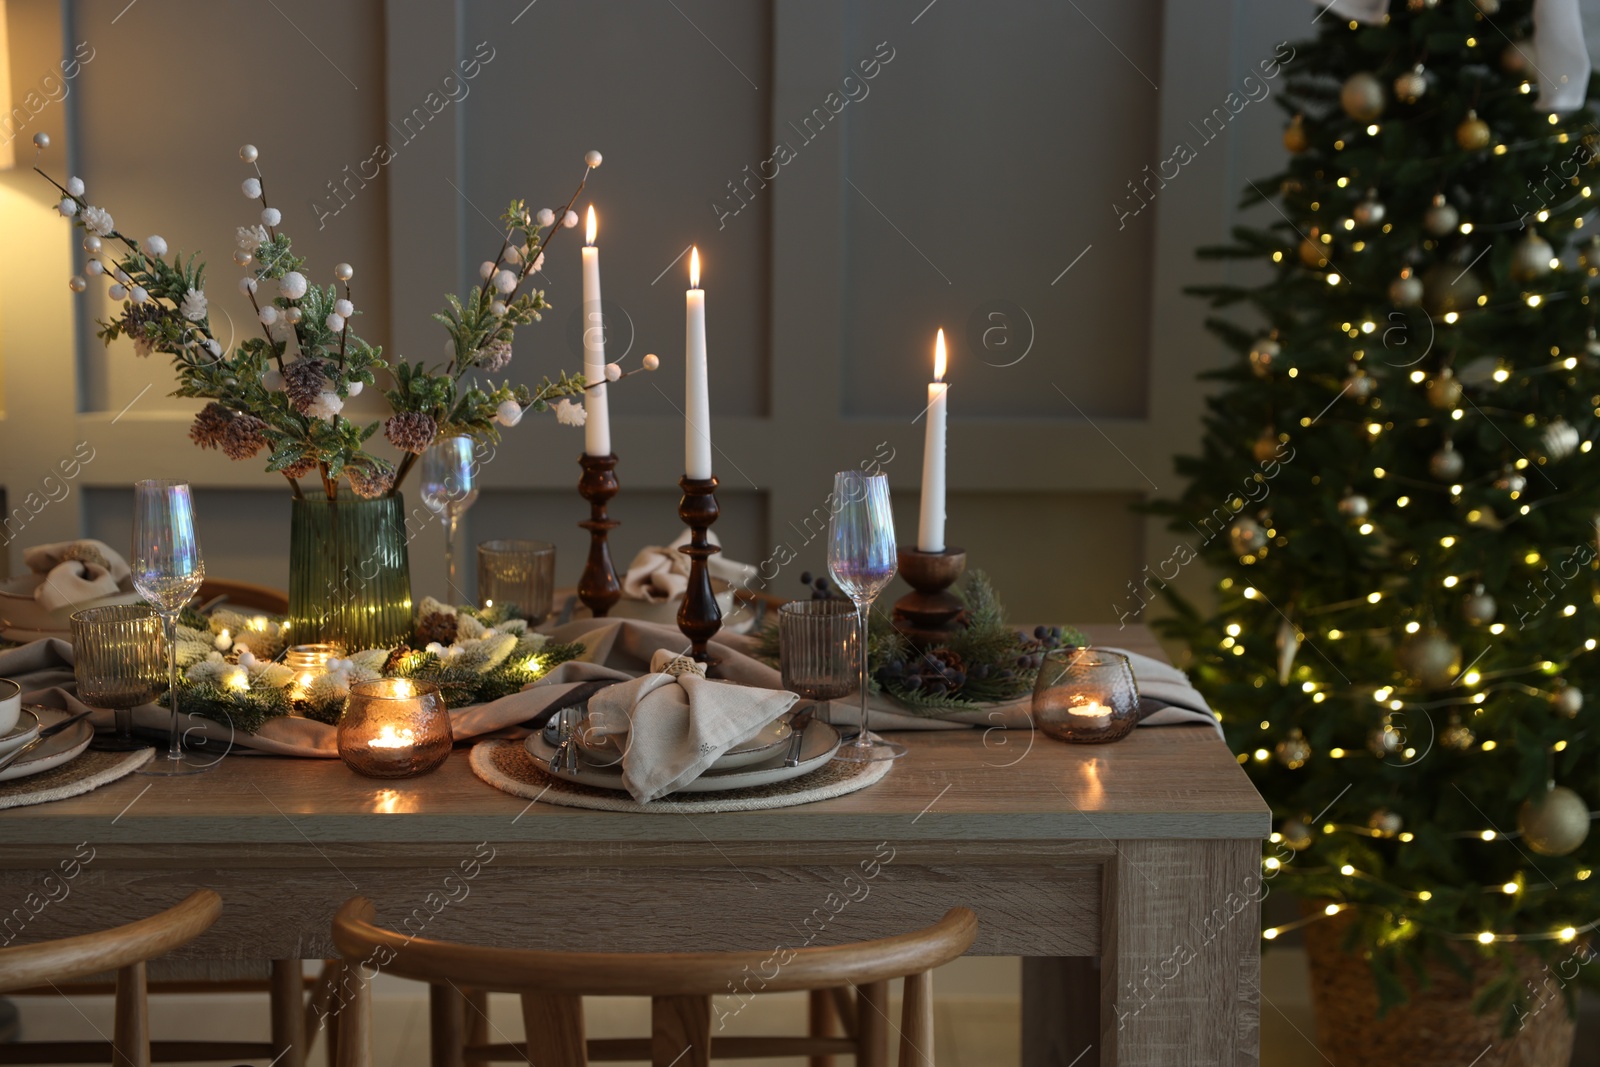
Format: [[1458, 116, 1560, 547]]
[[1303, 908, 1575, 1067]]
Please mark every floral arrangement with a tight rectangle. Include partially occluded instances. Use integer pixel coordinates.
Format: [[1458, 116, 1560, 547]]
[[38, 145, 654, 499], [758, 571, 1084, 712], [170, 599, 583, 733]]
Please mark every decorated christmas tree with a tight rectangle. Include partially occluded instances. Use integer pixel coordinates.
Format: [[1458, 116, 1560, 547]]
[[1158, 0, 1600, 1030]]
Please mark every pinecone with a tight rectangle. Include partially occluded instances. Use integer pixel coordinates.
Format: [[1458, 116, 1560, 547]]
[[279, 454, 319, 479], [382, 646, 413, 675], [477, 339, 513, 373], [282, 358, 328, 413], [189, 402, 233, 449], [122, 302, 170, 357], [220, 414, 269, 460], [346, 459, 394, 499], [384, 411, 438, 455], [416, 611, 458, 646]]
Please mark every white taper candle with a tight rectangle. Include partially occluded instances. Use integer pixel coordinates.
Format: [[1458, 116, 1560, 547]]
[[581, 206, 611, 456], [685, 247, 712, 480], [917, 328, 949, 553]]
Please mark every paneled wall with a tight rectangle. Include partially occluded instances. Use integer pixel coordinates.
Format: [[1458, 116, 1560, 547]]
[[0, 0, 1323, 627]]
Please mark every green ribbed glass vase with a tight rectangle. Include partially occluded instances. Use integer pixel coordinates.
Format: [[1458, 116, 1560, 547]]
[[288, 490, 413, 650]]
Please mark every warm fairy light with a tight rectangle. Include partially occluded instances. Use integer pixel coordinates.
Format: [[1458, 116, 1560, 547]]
[[368, 724, 417, 750], [1399, 832, 1414, 842], [1410, 370, 1426, 383], [1526, 551, 1541, 564], [1460, 222, 1473, 234], [1463, 671, 1481, 686], [1417, 889, 1431, 900], [1560, 927, 1578, 942], [522, 655, 543, 672], [1244, 587, 1259, 599], [1253, 748, 1270, 761], [391, 677, 414, 699], [1549, 112, 1560, 125], [1367, 422, 1382, 435], [1478, 931, 1496, 944], [1397, 496, 1409, 507], [1444, 576, 1459, 588], [1440, 536, 1456, 547], [1490, 623, 1506, 635], [1264, 857, 1281, 870], [1503, 882, 1519, 895], [1528, 294, 1542, 307], [1359, 523, 1374, 535], [689, 246, 700, 288], [1482, 740, 1497, 751], [1405, 622, 1421, 633], [1328, 629, 1343, 639], [1580, 870, 1593, 881], [1444, 312, 1459, 324], [1482, 830, 1497, 841], [1340, 864, 1355, 876], [1586, 639, 1596, 650], [1366, 124, 1379, 136], [1263, 927, 1280, 940], [1330, 747, 1346, 757], [1327, 273, 1341, 285], [1226, 623, 1241, 636], [1301, 681, 1315, 693], [1367, 592, 1382, 603], [585, 205, 597, 245], [1450, 484, 1463, 496], [1325, 903, 1342, 915], [226, 671, 250, 691], [250, 616, 268, 631], [934, 328, 947, 382], [1373, 466, 1386, 478], [1555, 740, 1568, 752], [1563, 604, 1577, 616]]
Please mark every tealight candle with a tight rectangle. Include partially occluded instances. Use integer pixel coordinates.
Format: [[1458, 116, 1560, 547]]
[[1066, 700, 1112, 730], [336, 677, 452, 779], [1032, 649, 1142, 744]]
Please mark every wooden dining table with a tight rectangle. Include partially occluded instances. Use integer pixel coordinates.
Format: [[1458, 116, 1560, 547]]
[[0, 623, 1268, 1067]]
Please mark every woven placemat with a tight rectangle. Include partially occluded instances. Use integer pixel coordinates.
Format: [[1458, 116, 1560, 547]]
[[0, 747, 154, 810], [470, 739, 891, 812]]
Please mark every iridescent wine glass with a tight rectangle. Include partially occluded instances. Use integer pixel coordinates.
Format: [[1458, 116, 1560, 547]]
[[420, 435, 480, 600], [130, 479, 211, 775], [826, 470, 906, 762]]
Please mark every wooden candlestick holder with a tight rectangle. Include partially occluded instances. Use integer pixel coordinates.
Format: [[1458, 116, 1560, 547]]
[[893, 547, 968, 648], [676, 475, 722, 662], [577, 453, 621, 618]]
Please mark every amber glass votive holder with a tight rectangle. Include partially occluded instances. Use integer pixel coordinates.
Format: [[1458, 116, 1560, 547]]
[[1032, 648, 1141, 743], [336, 678, 453, 779], [477, 539, 556, 623]]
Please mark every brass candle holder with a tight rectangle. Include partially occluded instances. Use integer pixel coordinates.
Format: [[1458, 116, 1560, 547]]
[[577, 453, 621, 618], [676, 475, 722, 662], [892, 546, 968, 648]]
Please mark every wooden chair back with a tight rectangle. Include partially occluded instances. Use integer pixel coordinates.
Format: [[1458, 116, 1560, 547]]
[[331, 897, 977, 1067], [0, 889, 222, 1067]]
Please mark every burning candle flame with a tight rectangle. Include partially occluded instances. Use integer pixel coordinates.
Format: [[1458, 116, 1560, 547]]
[[390, 678, 414, 699], [934, 328, 947, 382], [689, 246, 700, 289], [585, 204, 597, 245], [369, 723, 417, 750]]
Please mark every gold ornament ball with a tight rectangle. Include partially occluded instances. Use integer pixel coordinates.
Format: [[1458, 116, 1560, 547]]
[[1426, 370, 1462, 409], [1440, 718, 1476, 751], [1461, 586, 1497, 625], [1340, 72, 1385, 122], [1275, 728, 1311, 770], [1280, 818, 1313, 850], [1423, 194, 1460, 237], [1253, 431, 1281, 463], [1299, 235, 1329, 269], [1518, 786, 1590, 856], [233, 250, 254, 267], [1396, 629, 1462, 689], [1284, 115, 1309, 154], [1368, 809, 1403, 836], [1389, 272, 1424, 307], [1248, 337, 1279, 377], [1510, 232, 1555, 283], [1457, 111, 1491, 151], [1393, 65, 1428, 105], [1230, 517, 1267, 555], [1421, 263, 1484, 316]]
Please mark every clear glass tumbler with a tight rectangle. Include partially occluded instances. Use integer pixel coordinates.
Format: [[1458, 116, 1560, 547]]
[[778, 599, 860, 704], [477, 540, 557, 623], [71, 604, 164, 752]]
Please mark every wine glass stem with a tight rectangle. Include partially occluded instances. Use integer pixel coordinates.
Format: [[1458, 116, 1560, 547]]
[[162, 613, 181, 761], [855, 598, 871, 751], [446, 509, 461, 598]]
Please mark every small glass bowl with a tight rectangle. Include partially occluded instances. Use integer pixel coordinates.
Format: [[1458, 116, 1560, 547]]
[[1032, 648, 1142, 743], [336, 678, 453, 779]]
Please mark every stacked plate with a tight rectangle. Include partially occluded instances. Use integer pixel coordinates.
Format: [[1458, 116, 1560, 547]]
[[0, 707, 95, 783], [526, 710, 841, 794]]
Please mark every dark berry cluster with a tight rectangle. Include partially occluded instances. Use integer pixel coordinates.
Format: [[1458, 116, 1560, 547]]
[[797, 571, 840, 600], [877, 648, 969, 696], [1014, 625, 1072, 670]]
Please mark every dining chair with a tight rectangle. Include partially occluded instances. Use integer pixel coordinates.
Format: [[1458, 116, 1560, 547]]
[[0, 889, 221, 1067], [330, 897, 977, 1067], [195, 578, 290, 615]]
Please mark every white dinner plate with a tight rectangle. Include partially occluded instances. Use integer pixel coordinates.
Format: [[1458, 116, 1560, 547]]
[[575, 713, 793, 771], [0, 706, 93, 783], [0, 709, 42, 757], [527, 718, 841, 795]]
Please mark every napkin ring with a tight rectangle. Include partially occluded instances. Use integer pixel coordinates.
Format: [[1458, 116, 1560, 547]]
[[651, 649, 707, 679]]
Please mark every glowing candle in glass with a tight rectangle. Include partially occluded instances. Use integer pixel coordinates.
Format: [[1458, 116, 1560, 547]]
[[337, 677, 452, 779]]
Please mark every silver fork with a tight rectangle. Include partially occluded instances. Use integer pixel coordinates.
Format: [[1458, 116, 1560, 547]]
[[548, 707, 575, 774]]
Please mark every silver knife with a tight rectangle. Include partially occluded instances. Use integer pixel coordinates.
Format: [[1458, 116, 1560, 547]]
[[0, 710, 92, 773], [784, 704, 816, 768]]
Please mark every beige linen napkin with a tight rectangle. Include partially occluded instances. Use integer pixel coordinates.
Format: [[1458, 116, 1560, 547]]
[[583, 656, 797, 803], [621, 530, 758, 603], [22, 539, 132, 611]]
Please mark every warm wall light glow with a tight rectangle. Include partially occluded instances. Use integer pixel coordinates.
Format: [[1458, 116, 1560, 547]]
[[585, 204, 597, 245], [689, 246, 700, 288], [934, 328, 947, 382], [0, 3, 12, 172]]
